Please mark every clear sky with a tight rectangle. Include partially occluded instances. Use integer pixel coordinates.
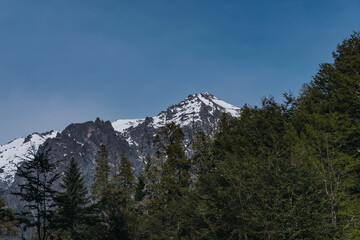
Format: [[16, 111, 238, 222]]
[[1, 0, 359, 144]]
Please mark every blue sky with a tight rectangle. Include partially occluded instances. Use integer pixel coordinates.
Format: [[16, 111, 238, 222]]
[[0, 0, 360, 144]]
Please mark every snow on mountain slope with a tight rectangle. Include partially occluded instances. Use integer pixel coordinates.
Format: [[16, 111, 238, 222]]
[[200, 93, 240, 117], [150, 92, 241, 128], [112, 119, 145, 146], [112, 119, 145, 133], [111, 92, 240, 133], [1, 93, 240, 190], [110, 93, 241, 147], [0, 131, 58, 189]]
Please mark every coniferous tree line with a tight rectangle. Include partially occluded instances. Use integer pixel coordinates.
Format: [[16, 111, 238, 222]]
[[0, 32, 360, 239]]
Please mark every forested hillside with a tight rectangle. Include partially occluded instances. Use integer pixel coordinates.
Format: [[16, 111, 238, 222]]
[[1, 32, 360, 240]]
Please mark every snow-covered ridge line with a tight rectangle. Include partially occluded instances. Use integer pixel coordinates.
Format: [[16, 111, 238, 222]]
[[196, 93, 240, 117], [0, 131, 59, 189], [111, 93, 241, 131], [150, 93, 241, 128], [0, 92, 240, 190]]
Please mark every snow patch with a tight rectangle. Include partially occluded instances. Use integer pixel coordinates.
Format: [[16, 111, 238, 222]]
[[112, 119, 144, 133], [210, 98, 240, 117], [148, 93, 240, 128], [0, 131, 59, 189]]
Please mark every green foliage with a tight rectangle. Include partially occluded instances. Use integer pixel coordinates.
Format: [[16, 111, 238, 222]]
[[140, 153, 163, 214], [91, 144, 111, 202], [91, 146, 136, 240], [53, 157, 94, 240], [156, 122, 190, 196], [192, 99, 331, 239], [137, 122, 192, 239], [89, 144, 112, 239], [105, 152, 136, 240], [11, 148, 60, 240], [293, 31, 360, 237], [191, 125, 213, 178], [148, 122, 190, 209], [134, 172, 145, 202]]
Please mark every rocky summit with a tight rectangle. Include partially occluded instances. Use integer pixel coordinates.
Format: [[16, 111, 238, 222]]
[[0, 93, 240, 208]]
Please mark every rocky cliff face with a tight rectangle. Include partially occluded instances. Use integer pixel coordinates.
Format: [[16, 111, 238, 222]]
[[0, 93, 241, 208], [39, 118, 135, 188]]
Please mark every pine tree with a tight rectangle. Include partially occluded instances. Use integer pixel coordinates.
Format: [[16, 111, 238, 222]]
[[148, 122, 191, 238], [134, 172, 145, 202], [192, 99, 330, 239], [11, 148, 60, 240], [142, 153, 163, 212], [134, 153, 164, 239], [154, 122, 190, 198], [293, 31, 360, 237], [53, 157, 93, 240], [134, 154, 151, 203], [91, 144, 110, 202], [106, 152, 136, 239], [90, 144, 111, 239], [191, 125, 213, 178], [111, 152, 135, 199]]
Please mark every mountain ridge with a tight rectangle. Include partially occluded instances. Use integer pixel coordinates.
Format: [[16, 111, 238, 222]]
[[0, 93, 240, 201]]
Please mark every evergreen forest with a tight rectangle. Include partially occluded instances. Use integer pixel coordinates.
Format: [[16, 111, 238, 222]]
[[1, 32, 360, 240]]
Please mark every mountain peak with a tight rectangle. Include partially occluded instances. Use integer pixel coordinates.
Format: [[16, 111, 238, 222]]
[[187, 92, 214, 99], [149, 93, 240, 128], [1, 93, 240, 194], [187, 92, 240, 116], [112, 93, 240, 133]]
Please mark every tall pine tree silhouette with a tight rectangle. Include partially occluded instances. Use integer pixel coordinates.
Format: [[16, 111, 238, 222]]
[[91, 144, 110, 203], [11, 148, 60, 240], [54, 157, 93, 239]]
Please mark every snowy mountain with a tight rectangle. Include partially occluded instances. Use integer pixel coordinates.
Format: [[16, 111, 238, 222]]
[[112, 92, 241, 150], [113, 93, 239, 132], [0, 93, 240, 206], [112, 119, 145, 133], [148, 92, 240, 128], [0, 131, 58, 190]]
